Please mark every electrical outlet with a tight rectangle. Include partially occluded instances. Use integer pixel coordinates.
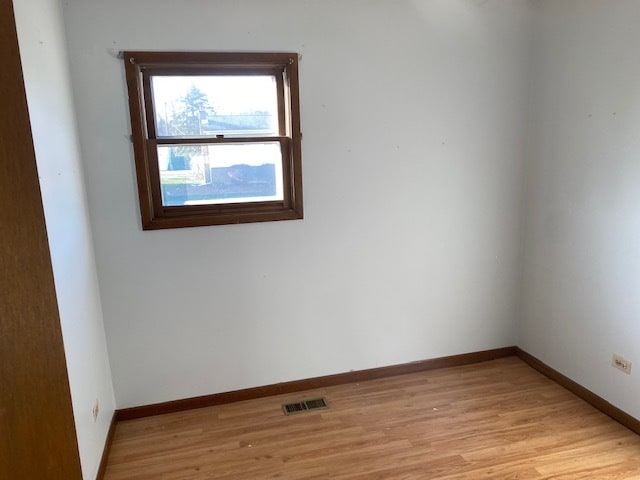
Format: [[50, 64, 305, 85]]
[[92, 399, 99, 422], [612, 354, 632, 374]]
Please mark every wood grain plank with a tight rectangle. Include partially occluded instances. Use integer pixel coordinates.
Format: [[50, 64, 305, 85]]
[[104, 358, 640, 479]]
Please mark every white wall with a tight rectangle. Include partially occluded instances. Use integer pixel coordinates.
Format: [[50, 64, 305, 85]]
[[13, 0, 116, 478], [61, 0, 531, 408], [520, 0, 640, 419]]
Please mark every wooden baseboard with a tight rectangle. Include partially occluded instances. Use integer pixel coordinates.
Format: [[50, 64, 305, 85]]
[[115, 346, 517, 421], [516, 347, 640, 436], [96, 412, 116, 480]]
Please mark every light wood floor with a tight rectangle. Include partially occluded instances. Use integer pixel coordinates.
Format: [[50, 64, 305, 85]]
[[104, 357, 640, 479]]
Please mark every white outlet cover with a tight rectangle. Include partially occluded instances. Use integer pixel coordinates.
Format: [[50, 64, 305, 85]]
[[612, 354, 632, 374], [92, 399, 99, 422]]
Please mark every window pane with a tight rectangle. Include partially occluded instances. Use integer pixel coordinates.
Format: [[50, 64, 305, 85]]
[[151, 76, 278, 138], [157, 143, 284, 206]]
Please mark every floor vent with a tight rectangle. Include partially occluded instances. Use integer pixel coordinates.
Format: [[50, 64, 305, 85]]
[[282, 397, 329, 415]]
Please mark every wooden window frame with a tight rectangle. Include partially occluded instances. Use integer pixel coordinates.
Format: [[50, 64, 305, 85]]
[[123, 51, 303, 230]]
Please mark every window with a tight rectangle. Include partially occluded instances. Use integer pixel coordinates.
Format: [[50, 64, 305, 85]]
[[123, 52, 303, 229]]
